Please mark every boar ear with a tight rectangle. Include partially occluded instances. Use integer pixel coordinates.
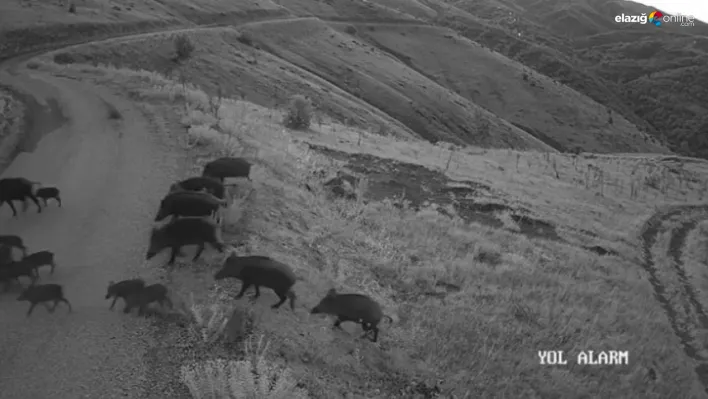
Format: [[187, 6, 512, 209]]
[[326, 288, 337, 297], [108, 280, 115, 286]]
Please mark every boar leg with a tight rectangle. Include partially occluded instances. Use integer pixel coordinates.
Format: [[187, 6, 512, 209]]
[[192, 243, 206, 261], [235, 282, 252, 299]]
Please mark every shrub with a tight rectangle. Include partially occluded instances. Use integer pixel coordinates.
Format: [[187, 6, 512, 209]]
[[282, 95, 312, 131], [53, 53, 76, 65], [236, 32, 253, 46], [180, 335, 309, 399], [174, 34, 195, 62]]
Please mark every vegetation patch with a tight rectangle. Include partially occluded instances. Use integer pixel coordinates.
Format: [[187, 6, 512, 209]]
[[0, 87, 26, 172]]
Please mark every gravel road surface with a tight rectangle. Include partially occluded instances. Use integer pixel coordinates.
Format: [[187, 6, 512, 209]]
[[0, 65, 181, 398]]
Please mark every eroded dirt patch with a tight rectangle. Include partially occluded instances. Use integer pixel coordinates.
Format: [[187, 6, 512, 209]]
[[308, 143, 560, 241]]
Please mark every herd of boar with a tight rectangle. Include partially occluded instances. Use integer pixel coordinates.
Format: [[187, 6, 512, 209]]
[[0, 157, 393, 342]]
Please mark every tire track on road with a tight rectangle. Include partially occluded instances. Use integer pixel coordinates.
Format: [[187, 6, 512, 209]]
[[640, 205, 708, 395]]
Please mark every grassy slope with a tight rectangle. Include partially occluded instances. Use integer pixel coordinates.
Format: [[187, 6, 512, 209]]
[[426, 0, 708, 156], [47, 27, 420, 140], [337, 22, 668, 153], [239, 18, 551, 150], [32, 58, 708, 398]]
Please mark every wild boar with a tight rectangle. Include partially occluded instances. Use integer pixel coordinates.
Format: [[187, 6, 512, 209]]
[[170, 176, 227, 206], [154, 190, 226, 223], [20, 250, 56, 275], [146, 217, 226, 265], [202, 157, 252, 182], [35, 186, 62, 207], [0, 261, 38, 290], [0, 177, 42, 217], [123, 283, 172, 316], [105, 278, 146, 310], [17, 284, 72, 316], [310, 288, 393, 342], [214, 255, 297, 310], [0, 235, 27, 257]]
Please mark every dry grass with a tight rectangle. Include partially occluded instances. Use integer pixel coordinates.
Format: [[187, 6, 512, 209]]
[[33, 59, 708, 398]]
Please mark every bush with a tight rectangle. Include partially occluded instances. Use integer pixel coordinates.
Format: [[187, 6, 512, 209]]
[[282, 95, 312, 131], [180, 335, 310, 399], [236, 32, 253, 46], [53, 53, 76, 65], [174, 34, 195, 62]]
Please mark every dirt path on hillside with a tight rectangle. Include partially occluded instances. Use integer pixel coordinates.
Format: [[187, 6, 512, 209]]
[[0, 67, 181, 397], [639, 205, 708, 395]]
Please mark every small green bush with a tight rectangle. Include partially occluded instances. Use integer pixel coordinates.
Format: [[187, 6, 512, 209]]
[[283, 95, 312, 131]]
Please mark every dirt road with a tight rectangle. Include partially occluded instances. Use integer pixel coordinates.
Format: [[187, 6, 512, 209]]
[[639, 205, 708, 396], [0, 64, 182, 397]]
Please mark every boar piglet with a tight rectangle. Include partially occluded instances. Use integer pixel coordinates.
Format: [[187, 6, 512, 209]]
[[311, 288, 393, 342], [21, 250, 57, 276], [146, 217, 225, 266], [35, 186, 62, 207], [0, 235, 27, 257], [0, 261, 38, 290], [214, 255, 297, 310], [17, 284, 72, 316], [105, 279, 146, 310], [123, 283, 172, 316]]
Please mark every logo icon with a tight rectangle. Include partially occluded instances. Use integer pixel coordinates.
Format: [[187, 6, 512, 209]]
[[649, 10, 663, 26]]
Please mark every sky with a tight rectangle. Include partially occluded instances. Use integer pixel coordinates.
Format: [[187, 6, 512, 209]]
[[631, 0, 708, 23]]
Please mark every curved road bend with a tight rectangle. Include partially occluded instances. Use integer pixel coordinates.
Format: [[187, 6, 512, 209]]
[[0, 61, 182, 397]]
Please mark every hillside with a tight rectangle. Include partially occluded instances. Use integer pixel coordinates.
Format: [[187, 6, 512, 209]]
[[4, 0, 708, 397], [21, 56, 708, 398], [3, 0, 701, 156], [238, 18, 549, 149], [335, 21, 666, 153], [413, 0, 708, 156]]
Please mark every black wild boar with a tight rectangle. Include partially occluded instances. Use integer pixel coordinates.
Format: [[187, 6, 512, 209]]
[[17, 284, 72, 316], [154, 190, 226, 223], [202, 157, 252, 182], [21, 250, 56, 275], [0, 235, 27, 257], [0, 261, 38, 290], [105, 278, 146, 310], [310, 288, 393, 342], [170, 176, 227, 205], [0, 177, 42, 217], [123, 283, 172, 316], [146, 217, 226, 265], [35, 186, 62, 207], [214, 255, 297, 310]]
